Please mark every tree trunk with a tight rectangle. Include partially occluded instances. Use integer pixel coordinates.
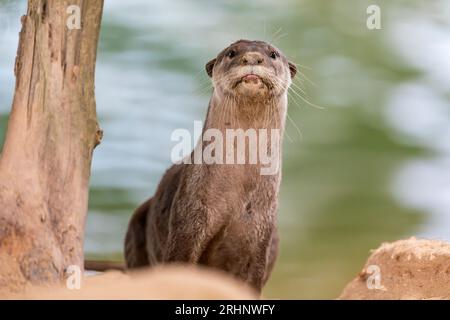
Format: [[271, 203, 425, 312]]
[[0, 0, 104, 292]]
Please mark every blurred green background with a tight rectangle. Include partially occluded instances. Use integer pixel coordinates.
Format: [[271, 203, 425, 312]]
[[1, 0, 449, 299]]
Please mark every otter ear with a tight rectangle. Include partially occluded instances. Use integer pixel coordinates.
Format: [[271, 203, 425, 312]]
[[288, 62, 297, 79], [205, 58, 216, 78]]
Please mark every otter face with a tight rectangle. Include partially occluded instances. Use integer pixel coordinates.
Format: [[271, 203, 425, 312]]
[[205, 40, 297, 100]]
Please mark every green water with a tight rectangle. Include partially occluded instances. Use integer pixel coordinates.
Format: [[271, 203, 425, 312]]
[[2, 0, 448, 299]]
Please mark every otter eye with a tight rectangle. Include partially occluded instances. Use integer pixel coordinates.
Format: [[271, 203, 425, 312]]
[[270, 51, 278, 60], [227, 50, 236, 58]]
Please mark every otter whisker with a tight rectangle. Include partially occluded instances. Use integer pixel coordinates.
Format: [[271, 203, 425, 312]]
[[274, 75, 324, 111], [297, 70, 317, 87], [269, 27, 289, 45], [273, 32, 288, 42], [269, 27, 283, 43], [287, 90, 303, 113], [284, 126, 294, 143], [289, 85, 324, 110], [289, 80, 308, 97], [288, 61, 313, 71], [286, 112, 303, 139], [194, 82, 214, 95], [286, 89, 316, 118], [212, 70, 239, 89], [263, 19, 267, 42], [193, 67, 209, 80]]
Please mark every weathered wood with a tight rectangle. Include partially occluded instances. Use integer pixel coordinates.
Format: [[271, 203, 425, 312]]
[[0, 0, 104, 292]]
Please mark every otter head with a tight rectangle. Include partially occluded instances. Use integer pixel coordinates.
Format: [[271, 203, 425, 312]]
[[206, 40, 297, 102]]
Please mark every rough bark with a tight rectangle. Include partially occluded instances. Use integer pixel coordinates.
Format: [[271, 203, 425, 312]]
[[0, 0, 103, 292]]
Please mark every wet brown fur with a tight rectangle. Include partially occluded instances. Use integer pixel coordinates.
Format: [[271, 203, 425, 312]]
[[124, 40, 296, 292]]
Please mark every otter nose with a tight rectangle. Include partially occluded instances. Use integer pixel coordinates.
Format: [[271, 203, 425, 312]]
[[241, 52, 264, 65]]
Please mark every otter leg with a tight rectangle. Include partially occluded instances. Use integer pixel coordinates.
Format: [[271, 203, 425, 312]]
[[246, 228, 277, 292], [124, 198, 152, 268], [164, 200, 217, 263], [262, 229, 279, 286]]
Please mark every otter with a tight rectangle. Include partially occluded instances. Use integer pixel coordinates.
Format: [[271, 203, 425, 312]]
[[124, 39, 297, 292]]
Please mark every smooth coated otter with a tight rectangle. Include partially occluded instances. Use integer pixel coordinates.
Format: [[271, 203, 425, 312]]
[[124, 40, 296, 291]]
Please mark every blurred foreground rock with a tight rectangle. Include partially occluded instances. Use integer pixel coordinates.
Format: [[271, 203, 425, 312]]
[[339, 237, 450, 300], [2, 265, 257, 300]]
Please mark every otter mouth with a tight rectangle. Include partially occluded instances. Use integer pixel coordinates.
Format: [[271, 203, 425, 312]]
[[241, 74, 261, 83], [233, 73, 271, 90]]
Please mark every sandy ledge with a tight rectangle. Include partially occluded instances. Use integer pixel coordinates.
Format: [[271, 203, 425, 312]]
[[339, 237, 450, 300]]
